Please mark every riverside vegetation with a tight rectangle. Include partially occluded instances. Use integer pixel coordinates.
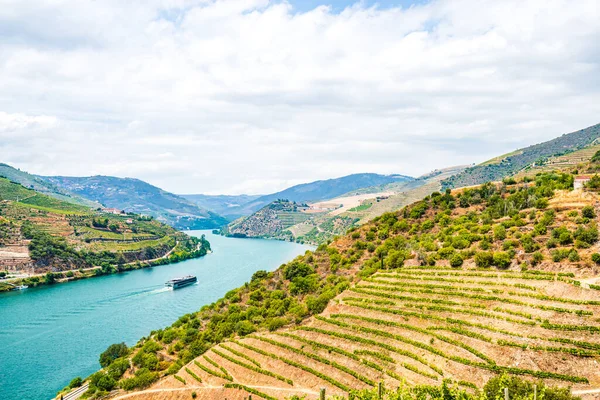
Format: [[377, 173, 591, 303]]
[[70, 162, 600, 399], [0, 177, 210, 292]]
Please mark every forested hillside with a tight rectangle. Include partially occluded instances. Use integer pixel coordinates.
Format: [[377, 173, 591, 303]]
[[442, 123, 600, 189], [70, 162, 600, 399]]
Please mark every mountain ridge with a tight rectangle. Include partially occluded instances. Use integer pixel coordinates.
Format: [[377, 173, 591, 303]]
[[41, 175, 228, 230]]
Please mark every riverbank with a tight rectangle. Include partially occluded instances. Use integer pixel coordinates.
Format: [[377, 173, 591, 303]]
[[0, 238, 210, 293]]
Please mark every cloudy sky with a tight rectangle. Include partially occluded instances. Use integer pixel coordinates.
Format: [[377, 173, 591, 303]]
[[1, 0, 599, 195]]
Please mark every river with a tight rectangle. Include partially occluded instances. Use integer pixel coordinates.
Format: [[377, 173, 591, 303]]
[[0, 231, 313, 400]]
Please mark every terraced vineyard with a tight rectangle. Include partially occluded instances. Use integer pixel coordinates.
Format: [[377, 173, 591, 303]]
[[125, 267, 598, 400]]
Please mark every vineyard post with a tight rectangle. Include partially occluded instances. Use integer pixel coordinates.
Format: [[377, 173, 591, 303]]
[[320, 388, 325, 400], [378, 382, 383, 399], [504, 387, 509, 400], [534, 385, 537, 400]]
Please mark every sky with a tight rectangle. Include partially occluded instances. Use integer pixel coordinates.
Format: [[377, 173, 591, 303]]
[[1, 0, 599, 195]]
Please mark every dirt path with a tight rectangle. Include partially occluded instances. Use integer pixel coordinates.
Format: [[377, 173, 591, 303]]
[[111, 385, 319, 400], [572, 388, 600, 396]]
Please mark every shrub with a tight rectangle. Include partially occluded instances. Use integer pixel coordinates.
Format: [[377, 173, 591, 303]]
[[568, 251, 581, 262], [592, 253, 600, 264], [493, 225, 506, 241], [474, 252, 494, 268], [582, 205, 596, 219], [449, 254, 463, 268], [531, 252, 543, 266], [493, 252, 511, 269]]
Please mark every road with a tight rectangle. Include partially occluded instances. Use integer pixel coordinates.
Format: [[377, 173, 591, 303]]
[[58, 383, 88, 400]]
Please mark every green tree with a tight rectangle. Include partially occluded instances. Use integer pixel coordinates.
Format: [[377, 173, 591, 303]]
[[99, 342, 129, 368]]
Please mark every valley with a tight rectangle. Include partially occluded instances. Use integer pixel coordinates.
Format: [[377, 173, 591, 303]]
[[65, 143, 600, 399]]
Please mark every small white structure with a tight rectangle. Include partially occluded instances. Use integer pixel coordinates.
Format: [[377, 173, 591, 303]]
[[574, 175, 592, 190], [101, 207, 124, 215]]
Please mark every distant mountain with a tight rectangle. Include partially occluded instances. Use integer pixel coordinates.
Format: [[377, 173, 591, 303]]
[[222, 168, 462, 244], [180, 194, 262, 220], [235, 173, 414, 216], [442, 123, 600, 189], [0, 163, 100, 208], [42, 175, 228, 230]]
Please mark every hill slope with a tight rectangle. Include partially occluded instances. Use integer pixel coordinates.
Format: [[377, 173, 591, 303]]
[[0, 178, 210, 291], [234, 173, 414, 216], [223, 167, 463, 244], [442, 123, 600, 189], [42, 176, 228, 230], [0, 163, 100, 208], [69, 165, 600, 400]]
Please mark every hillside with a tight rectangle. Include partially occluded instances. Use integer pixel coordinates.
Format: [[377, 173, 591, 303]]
[[233, 173, 414, 216], [223, 200, 314, 240], [223, 166, 463, 244], [0, 178, 210, 292], [66, 164, 600, 399], [180, 194, 262, 221], [442, 123, 600, 190], [42, 176, 228, 230], [0, 163, 100, 208]]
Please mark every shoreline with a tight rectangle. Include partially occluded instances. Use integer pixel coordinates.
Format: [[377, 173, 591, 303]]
[[0, 245, 210, 293]]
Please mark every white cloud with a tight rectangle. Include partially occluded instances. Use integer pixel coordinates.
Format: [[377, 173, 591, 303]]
[[0, 0, 599, 194]]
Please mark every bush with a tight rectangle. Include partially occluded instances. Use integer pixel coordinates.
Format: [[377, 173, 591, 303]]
[[493, 225, 506, 241], [531, 252, 543, 266], [449, 254, 463, 268], [474, 252, 494, 268], [493, 252, 512, 269], [582, 205, 596, 219], [99, 342, 128, 368], [592, 253, 600, 264]]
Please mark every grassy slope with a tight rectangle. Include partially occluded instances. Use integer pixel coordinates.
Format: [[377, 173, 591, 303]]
[[442, 123, 600, 189], [76, 164, 600, 399], [0, 163, 100, 208]]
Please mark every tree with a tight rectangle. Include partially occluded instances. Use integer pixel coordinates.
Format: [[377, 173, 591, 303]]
[[99, 342, 129, 368], [68, 377, 82, 388]]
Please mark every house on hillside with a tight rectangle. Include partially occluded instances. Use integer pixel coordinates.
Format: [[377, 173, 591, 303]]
[[574, 175, 592, 190], [101, 207, 124, 215]]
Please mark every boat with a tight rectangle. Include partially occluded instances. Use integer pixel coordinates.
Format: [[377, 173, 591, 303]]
[[12, 285, 28, 291], [165, 275, 197, 289]]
